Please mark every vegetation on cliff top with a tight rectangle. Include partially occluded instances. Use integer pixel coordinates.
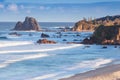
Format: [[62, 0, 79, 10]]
[[73, 15, 120, 31]]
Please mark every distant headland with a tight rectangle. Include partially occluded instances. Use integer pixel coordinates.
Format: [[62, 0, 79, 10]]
[[72, 15, 120, 31]]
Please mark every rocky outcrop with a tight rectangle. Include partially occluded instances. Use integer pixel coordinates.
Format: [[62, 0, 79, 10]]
[[73, 15, 120, 31], [41, 33, 50, 38], [82, 37, 94, 44], [37, 39, 56, 44], [73, 20, 96, 31], [82, 25, 120, 45], [13, 17, 40, 31]]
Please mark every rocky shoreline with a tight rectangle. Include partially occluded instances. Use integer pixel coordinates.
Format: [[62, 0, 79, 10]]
[[82, 25, 120, 45], [12, 15, 120, 45]]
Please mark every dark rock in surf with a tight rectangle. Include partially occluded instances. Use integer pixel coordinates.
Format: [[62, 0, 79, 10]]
[[37, 39, 56, 44], [9, 32, 21, 36], [41, 33, 50, 38]]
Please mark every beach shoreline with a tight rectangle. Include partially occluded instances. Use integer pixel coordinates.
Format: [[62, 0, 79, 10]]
[[60, 64, 120, 80]]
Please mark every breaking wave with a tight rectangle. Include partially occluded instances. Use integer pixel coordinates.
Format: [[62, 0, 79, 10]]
[[0, 53, 49, 68]]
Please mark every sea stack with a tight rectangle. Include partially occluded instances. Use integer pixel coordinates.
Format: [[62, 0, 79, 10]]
[[13, 17, 40, 31]]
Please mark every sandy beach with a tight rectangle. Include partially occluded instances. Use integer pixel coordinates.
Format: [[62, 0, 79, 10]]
[[60, 64, 120, 80]]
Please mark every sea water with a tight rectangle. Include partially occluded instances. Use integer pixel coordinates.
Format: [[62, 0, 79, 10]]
[[0, 22, 120, 80], [0, 22, 74, 31]]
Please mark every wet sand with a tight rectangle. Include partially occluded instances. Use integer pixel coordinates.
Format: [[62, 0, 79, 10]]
[[60, 64, 120, 80]]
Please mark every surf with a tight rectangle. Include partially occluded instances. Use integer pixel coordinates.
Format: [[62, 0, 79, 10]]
[[0, 53, 49, 68]]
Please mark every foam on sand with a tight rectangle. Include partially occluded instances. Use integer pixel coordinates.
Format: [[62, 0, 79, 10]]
[[67, 58, 113, 70], [0, 53, 49, 68], [60, 64, 120, 80], [31, 72, 64, 80], [0, 44, 82, 54]]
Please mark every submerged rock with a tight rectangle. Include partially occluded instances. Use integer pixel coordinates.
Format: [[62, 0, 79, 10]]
[[13, 17, 40, 31], [9, 32, 21, 36]]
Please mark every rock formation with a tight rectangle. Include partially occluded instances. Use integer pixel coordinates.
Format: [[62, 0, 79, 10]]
[[73, 15, 120, 31], [37, 39, 56, 44], [41, 33, 50, 38], [13, 17, 40, 31], [82, 25, 120, 45], [73, 20, 95, 31]]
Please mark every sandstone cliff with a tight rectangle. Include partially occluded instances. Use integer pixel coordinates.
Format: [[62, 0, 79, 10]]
[[82, 25, 120, 45], [13, 17, 40, 31], [73, 15, 120, 31]]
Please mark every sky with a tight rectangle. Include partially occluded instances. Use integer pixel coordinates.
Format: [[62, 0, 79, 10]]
[[1, 0, 120, 3], [0, 0, 120, 22]]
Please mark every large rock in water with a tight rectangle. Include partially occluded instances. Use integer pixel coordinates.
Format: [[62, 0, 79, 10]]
[[82, 25, 120, 45], [13, 17, 40, 31]]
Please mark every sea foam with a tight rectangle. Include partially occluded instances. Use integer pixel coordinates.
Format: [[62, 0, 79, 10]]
[[30, 72, 64, 80], [0, 41, 33, 48], [0, 53, 49, 68], [67, 58, 113, 70], [0, 44, 82, 54]]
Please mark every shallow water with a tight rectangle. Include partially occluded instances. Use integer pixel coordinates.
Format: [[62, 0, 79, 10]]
[[0, 31, 119, 80]]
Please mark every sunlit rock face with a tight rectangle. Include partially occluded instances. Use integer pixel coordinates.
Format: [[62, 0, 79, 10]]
[[73, 15, 120, 31]]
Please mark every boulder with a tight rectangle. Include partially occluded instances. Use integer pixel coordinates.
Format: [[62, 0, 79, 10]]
[[37, 39, 56, 44], [41, 33, 50, 38], [13, 17, 40, 31], [82, 37, 94, 44]]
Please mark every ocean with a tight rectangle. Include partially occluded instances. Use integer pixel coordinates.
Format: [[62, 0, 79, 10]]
[[0, 22, 120, 80], [0, 22, 74, 31]]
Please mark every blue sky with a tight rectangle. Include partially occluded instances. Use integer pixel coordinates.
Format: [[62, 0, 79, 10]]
[[1, 0, 120, 3], [0, 0, 120, 22]]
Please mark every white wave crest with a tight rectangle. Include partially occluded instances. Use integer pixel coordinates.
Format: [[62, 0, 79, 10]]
[[0, 53, 49, 68], [67, 58, 113, 70], [31, 72, 64, 80], [0, 44, 82, 54], [0, 41, 33, 48]]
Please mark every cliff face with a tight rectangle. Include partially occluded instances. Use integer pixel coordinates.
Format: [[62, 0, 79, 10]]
[[73, 15, 120, 31], [93, 25, 120, 44], [82, 25, 120, 45], [13, 17, 40, 31], [72, 20, 96, 31]]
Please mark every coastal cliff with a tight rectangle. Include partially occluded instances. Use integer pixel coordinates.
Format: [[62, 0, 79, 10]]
[[73, 15, 120, 31], [13, 17, 40, 31], [82, 25, 120, 45]]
